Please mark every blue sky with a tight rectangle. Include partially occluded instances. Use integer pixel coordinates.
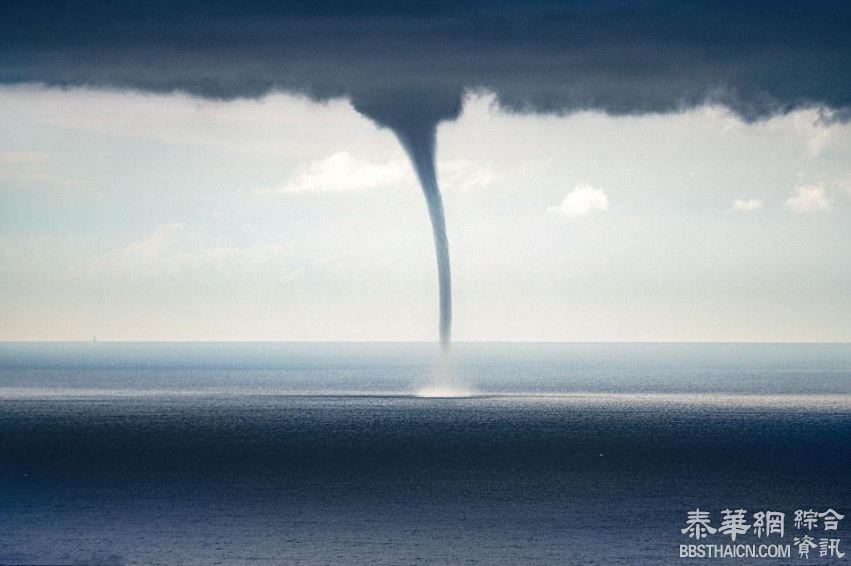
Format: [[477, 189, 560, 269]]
[[2, 1, 850, 341], [2, 87, 850, 341]]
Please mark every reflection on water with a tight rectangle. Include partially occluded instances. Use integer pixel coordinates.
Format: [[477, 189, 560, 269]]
[[0, 343, 849, 564]]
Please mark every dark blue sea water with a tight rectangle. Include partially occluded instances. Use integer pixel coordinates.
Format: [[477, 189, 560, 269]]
[[1, 343, 849, 565]]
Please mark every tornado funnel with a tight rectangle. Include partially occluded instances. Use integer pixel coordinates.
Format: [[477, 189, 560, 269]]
[[394, 123, 452, 350], [353, 89, 462, 351]]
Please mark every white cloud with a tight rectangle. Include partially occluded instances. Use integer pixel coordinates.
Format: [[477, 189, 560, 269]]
[[0, 150, 80, 187], [836, 175, 851, 196], [0, 150, 48, 167], [255, 151, 413, 194], [439, 159, 496, 192], [784, 184, 831, 212], [116, 223, 300, 282], [793, 112, 835, 158], [731, 198, 763, 212], [253, 152, 494, 195], [0, 86, 371, 158], [548, 184, 609, 216]]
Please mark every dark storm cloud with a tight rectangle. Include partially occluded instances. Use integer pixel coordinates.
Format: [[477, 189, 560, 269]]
[[2, 0, 850, 122], [3, 1, 850, 348]]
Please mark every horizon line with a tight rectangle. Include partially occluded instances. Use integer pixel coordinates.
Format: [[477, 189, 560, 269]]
[[2, 340, 851, 346]]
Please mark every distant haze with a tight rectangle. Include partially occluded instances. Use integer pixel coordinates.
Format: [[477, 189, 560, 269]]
[[1, 89, 850, 341]]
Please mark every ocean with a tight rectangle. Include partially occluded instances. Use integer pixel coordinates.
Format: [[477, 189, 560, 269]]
[[1, 343, 849, 565]]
